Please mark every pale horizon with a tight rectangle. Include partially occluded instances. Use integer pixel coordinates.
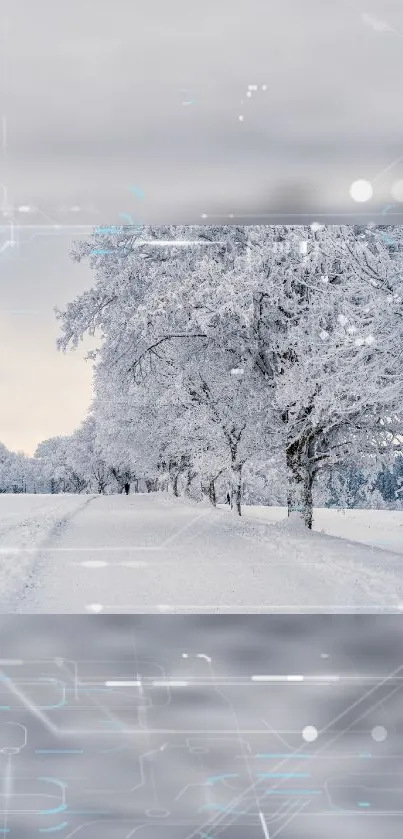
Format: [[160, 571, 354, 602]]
[[0, 236, 96, 456]]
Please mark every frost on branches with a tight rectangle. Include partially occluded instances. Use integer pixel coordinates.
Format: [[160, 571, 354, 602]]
[[55, 224, 403, 528]]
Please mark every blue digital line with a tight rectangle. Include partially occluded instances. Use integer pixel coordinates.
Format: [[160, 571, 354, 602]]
[[38, 778, 67, 788], [91, 186, 144, 257], [38, 678, 65, 684], [207, 774, 238, 785], [95, 226, 122, 234], [130, 186, 145, 199], [263, 789, 321, 796], [90, 245, 135, 258], [35, 750, 83, 755], [66, 811, 112, 816], [382, 205, 396, 214], [201, 805, 247, 815], [39, 804, 68, 816], [35, 778, 68, 815], [40, 700, 67, 710], [358, 802, 371, 807], [38, 823, 69, 833], [256, 773, 311, 778], [256, 753, 312, 758], [380, 233, 397, 245]]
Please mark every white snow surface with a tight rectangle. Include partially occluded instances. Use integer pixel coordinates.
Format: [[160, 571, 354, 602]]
[[241, 505, 403, 555], [0, 493, 95, 602], [0, 493, 402, 613]]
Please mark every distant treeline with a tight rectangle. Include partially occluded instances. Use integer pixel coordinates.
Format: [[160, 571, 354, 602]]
[[1, 438, 402, 510]]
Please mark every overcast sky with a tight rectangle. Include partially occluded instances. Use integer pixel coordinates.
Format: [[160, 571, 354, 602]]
[[1, 0, 403, 454]]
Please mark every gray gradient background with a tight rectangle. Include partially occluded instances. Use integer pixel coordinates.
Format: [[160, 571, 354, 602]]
[[1, 0, 403, 452], [1, 9, 403, 837], [0, 614, 402, 837]]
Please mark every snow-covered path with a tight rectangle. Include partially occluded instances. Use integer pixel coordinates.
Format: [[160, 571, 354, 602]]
[[0, 493, 93, 603], [1, 493, 402, 613]]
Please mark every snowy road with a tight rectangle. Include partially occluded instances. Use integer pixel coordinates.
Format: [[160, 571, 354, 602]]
[[1, 494, 403, 613]]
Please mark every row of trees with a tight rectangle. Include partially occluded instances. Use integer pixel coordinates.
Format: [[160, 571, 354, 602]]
[[35, 417, 137, 494], [3, 224, 402, 526], [0, 442, 38, 494], [1, 431, 402, 510], [0, 429, 135, 495], [54, 222, 403, 526]]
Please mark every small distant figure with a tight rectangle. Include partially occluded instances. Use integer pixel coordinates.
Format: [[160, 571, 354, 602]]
[[226, 492, 231, 505], [124, 483, 130, 495]]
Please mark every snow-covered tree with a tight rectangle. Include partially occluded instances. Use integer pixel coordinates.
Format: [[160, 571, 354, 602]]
[[68, 417, 110, 494], [56, 224, 403, 527], [0, 443, 31, 493], [35, 435, 88, 493]]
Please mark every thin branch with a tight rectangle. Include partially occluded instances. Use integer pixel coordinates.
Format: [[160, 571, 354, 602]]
[[128, 333, 207, 373]]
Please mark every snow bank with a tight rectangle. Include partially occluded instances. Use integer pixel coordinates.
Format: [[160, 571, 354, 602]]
[[0, 494, 95, 606], [240, 505, 403, 555]]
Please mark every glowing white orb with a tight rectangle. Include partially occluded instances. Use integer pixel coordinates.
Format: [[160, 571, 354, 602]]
[[350, 180, 373, 202], [302, 725, 318, 742], [371, 725, 387, 742], [391, 180, 403, 202]]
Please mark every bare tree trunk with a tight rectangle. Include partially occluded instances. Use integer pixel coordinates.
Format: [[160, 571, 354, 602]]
[[172, 472, 180, 497], [145, 478, 158, 492], [230, 461, 243, 516], [208, 479, 217, 506], [286, 439, 314, 529], [201, 478, 216, 506], [185, 469, 197, 497], [158, 476, 169, 492]]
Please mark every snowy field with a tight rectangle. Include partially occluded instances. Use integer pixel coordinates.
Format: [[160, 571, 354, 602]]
[[0, 493, 402, 613], [0, 494, 95, 600], [240, 505, 403, 555]]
